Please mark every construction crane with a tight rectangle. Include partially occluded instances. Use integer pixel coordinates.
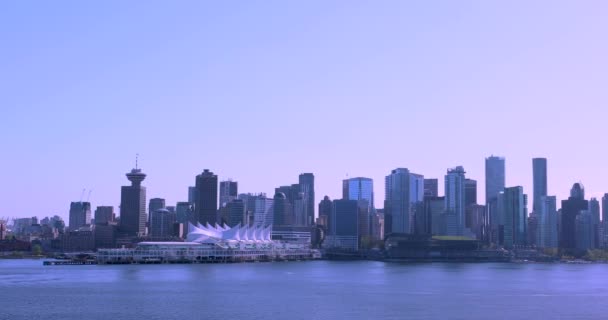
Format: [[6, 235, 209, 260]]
[[79, 189, 86, 202]]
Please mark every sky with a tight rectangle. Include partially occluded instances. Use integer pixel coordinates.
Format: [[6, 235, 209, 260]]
[[2, 1, 608, 222]]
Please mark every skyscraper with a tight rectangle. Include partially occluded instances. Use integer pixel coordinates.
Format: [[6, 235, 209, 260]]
[[485, 156, 506, 204], [385, 168, 412, 234], [485, 156, 505, 244], [149, 198, 166, 218], [326, 199, 359, 251], [445, 166, 466, 236], [69, 201, 91, 230], [589, 197, 601, 248], [253, 197, 274, 227], [194, 169, 218, 225], [224, 199, 245, 227], [560, 183, 588, 249], [219, 180, 238, 208], [603, 194, 608, 247], [120, 167, 147, 236], [94, 206, 114, 225], [188, 186, 197, 204], [537, 196, 558, 248], [464, 179, 477, 206], [532, 158, 548, 214], [576, 210, 595, 250], [149, 208, 175, 238], [299, 173, 315, 226], [425, 196, 446, 235], [273, 192, 293, 226], [424, 179, 439, 197], [318, 196, 332, 229], [342, 177, 374, 209], [501, 186, 526, 248]]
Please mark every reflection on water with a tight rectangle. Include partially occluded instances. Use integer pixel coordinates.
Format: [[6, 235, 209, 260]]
[[1, 259, 608, 320]]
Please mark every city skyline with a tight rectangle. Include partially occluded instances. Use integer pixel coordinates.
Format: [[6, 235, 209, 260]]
[[2, 155, 607, 223], [3, 1, 608, 220]]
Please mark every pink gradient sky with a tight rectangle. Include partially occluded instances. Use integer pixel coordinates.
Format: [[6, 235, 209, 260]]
[[1, 1, 608, 221]]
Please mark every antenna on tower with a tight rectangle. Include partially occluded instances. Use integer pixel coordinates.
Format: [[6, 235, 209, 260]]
[[136, 153, 139, 169]]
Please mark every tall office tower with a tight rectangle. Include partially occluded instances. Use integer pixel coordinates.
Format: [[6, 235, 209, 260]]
[[537, 196, 558, 248], [589, 198, 601, 248], [120, 167, 147, 236], [273, 192, 293, 226], [576, 210, 595, 250], [342, 177, 374, 209], [149, 198, 166, 218], [326, 199, 359, 251], [299, 173, 315, 226], [253, 197, 274, 227], [94, 206, 115, 225], [219, 180, 238, 208], [560, 183, 589, 249], [149, 208, 176, 238], [188, 186, 197, 204], [424, 179, 439, 197], [194, 169, 218, 225], [425, 196, 446, 235], [485, 156, 505, 244], [603, 194, 608, 247], [343, 177, 374, 237], [445, 166, 466, 236], [223, 199, 245, 227], [385, 168, 412, 234], [69, 202, 92, 230], [532, 158, 548, 214], [318, 196, 332, 229], [500, 186, 527, 248], [464, 179, 477, 206], [485, 156, 506, 204]]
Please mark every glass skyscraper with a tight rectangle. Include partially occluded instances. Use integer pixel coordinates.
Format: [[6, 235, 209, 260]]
[[532, 158, 548, 214], [445, 166, 466, 236], [485, 156, 506, 204], [342, 177, 374, 209]]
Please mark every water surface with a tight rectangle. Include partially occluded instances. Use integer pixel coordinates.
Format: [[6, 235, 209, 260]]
[[1, 259, 607, 319]]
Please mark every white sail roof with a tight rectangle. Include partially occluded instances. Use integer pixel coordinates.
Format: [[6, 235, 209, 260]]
[[187, 223, 273, 244]]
